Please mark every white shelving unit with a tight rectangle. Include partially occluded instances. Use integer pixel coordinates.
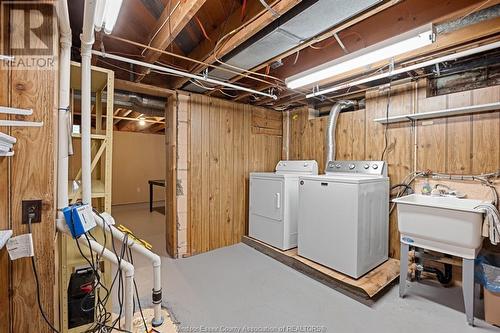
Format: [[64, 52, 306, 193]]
[[373, 102, 500, 124]]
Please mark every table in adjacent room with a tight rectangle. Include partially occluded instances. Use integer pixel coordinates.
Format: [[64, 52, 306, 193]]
[[148, 179, 165, 212]]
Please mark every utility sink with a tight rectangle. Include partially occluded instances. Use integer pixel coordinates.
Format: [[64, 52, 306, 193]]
[[393, 194, 486, 259]]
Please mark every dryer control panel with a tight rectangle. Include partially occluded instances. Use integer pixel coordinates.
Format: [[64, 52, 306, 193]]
[[326, 160, 386, 176], [275, 160, 318, 175]]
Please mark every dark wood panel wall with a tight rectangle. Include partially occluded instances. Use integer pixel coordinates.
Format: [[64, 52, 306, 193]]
[[0, 3, 57, 332], [166, 94, 282, 257], [286, 80, 500, 259]]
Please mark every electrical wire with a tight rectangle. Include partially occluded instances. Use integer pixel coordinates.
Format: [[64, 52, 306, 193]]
[[380, 79, 393, 160], [240, 0, 247, 21], [258, 0, 279, 17], [28, 214, 61, 333], [126, 247, 149, 333], [217, 89, 238, 98], [141, 0, 181, 57], [67, 207, 132, 333], [104, 35, 282, 88], [194, 16, 212, 42]]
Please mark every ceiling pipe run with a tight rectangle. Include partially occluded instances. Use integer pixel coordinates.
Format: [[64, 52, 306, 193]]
[[91, 50, 278, 100]]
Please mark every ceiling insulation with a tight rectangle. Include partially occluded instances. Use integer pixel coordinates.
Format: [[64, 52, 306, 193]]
[[183, 0, 382, 93]]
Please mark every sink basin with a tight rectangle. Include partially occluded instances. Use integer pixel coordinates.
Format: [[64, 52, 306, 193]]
[[393, 194, 486, 259]]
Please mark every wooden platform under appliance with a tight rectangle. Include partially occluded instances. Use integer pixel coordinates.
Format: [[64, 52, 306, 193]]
[[242, 236, 400, 304]]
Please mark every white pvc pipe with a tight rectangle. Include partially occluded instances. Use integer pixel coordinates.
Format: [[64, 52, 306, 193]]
[[0, 106, 32, 115], [0, 120, 43, 127], [81, 0, 99, 205], [93, 212, 164, 327], [0, 55, 14, 61], [91, 50, 279, 100], [56, 0, 71, 214], [307, 40, 500, 98], [0, 132, 16, 145]]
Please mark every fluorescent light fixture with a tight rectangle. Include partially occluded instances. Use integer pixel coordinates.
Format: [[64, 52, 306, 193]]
[[286, 24, 435, 90], [94, 0, 123, 34], [306, 40, 500, 99]]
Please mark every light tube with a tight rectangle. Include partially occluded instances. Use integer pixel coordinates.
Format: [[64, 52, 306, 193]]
[[306, 40, 500, 99], [286, 25, 435, 89], [94, 0, 123, 34]]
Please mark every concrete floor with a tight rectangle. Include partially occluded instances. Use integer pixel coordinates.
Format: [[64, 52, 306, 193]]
[[111, 204, 499, 333]]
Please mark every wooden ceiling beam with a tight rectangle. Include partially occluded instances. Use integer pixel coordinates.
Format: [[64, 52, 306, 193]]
[[113, 109, 133, 125], [136, 0, 208, 82], [148, 122, 166, 133], [170, 0, 302, 89], [118, 111, 143, 131], [115, 79, 174, 98]]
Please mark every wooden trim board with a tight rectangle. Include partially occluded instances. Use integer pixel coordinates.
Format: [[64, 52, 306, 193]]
[[242, 236, 400, 304]]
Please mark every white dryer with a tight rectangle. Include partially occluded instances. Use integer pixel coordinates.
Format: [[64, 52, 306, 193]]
[[298, 160, 389, 278], [249, 160, 318, 250]]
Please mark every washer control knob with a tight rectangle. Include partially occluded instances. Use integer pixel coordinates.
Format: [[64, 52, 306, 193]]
[[372, 164, 379, 170], [304, 163, 308, 167], [364, 164, 370, 169], [335, 164, 341, 168], [349, 164, 355, 170]]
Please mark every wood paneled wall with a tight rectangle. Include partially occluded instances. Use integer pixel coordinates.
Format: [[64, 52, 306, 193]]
[[286, 81, 500, 259], [0, 5, 57, 332], [0, 47, 11, 333], [165, 95, 178, 257], [168, 94, 282, 256]]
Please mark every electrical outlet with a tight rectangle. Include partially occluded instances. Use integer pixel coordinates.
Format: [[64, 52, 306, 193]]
[[22, 200, 42, 224]]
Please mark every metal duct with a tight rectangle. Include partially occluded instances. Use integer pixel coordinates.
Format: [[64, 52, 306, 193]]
[[325, 100, 355, 171], [183, 0, 382, 93], [74, 91, 166, 116], [114, 91, 166, 111]]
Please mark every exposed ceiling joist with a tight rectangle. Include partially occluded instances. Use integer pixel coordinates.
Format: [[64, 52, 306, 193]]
[[148, 122, 166, 133], [113, 109, 133, 125], [115, 79, 174, 98], [170, 0, 302, 89], [136, 0, 208, 82]]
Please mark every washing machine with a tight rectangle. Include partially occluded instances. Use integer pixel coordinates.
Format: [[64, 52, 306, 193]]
[[298, 160, 389, 278], [249, 160, 318, 250]]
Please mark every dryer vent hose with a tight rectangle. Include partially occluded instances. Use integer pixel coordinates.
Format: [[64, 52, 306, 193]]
[[325, 100, 356, 171]]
